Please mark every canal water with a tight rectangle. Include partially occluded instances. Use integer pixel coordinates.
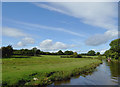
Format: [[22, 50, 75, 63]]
[[52, 60, 119, 85]]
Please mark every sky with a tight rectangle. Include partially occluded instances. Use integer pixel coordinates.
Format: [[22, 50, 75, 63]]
[[2, 2, 118, 54]]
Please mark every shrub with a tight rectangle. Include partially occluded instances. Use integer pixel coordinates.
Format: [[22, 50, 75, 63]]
[[60, 53, 82, 58]]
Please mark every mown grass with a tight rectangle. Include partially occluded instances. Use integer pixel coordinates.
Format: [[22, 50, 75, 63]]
[[2, 55, 102, 86]]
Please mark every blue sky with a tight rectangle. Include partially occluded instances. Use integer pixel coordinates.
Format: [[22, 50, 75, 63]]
[[2, 2, 118, 53]]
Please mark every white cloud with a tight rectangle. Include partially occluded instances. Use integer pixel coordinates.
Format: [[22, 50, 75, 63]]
[[85, 30, 119, 46], [100, 49, 107, 54], [79, 48, 108, 54], [16, 37, 35, 47], [33, 3, 68, 14], [22, 37, 35, 44], [92, 48, 109, 54], [33, 2, 117, 30], [8, 20, 85, 37], [33, 2, 118, 45], [2, 27, 35, 47], [17, 41, 26, 47], [2, 27, 27, 37], [39, 39, 75, 51]]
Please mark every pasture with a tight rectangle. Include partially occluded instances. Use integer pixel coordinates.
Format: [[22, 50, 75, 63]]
[[2, 55, 102, 86]]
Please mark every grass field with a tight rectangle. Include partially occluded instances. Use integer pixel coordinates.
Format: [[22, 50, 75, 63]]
[[2, 55, 102, 86]]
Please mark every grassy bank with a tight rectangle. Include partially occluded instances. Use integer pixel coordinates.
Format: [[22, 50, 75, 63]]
[[2, 55, 102, 86]]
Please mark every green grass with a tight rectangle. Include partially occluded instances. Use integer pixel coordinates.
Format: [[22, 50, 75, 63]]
[[82, 55, 98, 58], [2, 55, 102, 86]]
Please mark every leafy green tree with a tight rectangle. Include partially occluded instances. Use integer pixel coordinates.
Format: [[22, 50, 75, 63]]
[[111, 52, 119, 59], [64, 50, 74, 55], [87, 50, 96, 56], [73, 52, 78, 58], [104, 50, 111, 58], [57, 50, 64, 55], [20, 49, 25, 55], [114, 52, 119, 59], [2, 45, 13, 58], [36, 49, 40, 55], [96, 52, 100, 55], [39, 51, 44, 55], [45, 52, 51, 55], [109, 38, 120, 52], [32, 47, 37, 56], [104, 38, 120, 60]]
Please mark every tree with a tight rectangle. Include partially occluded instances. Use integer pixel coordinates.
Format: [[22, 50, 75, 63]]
[[0, 48, 2, 58], [32, 47, 37, 56], [87, 50, 95, 56], [104, 38, 120, 60], [39, 51, 44, 55], [61, 51, 82, 58], [96, 52, 100, 55], [57, 50, 64, 55], [73, 52, 78, 58], [104, 50, 113, 58], [36, 49, 40, 55], [45, 52, 51, 55], [2, 45, 13, 58], [109, 38, 120, 52], [64, 50, 74, 55]]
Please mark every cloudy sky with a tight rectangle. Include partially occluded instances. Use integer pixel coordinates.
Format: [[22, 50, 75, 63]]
[[2, 2, 118, 53]]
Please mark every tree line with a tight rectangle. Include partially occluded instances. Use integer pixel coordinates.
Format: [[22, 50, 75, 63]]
[[0, 46, 76, 58], [1, 46, 101, 58], [1, 38, 119, 59]]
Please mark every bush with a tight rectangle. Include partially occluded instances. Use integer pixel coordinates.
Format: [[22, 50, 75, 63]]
[[61, 52, 82, 58], [77, 54, 82, 58]]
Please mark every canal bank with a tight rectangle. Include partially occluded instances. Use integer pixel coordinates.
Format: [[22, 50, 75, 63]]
[[52, 60, 119, 85]]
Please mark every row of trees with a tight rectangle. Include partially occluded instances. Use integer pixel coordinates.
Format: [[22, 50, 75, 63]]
[[104, 38, 120, 60], [13, 49, 74, 56], [87, 50, 100, 56], [1, 45, 101, 58], [13, 49, 100, 56], [0, 46, 75, 58], [1, 38, 119, 59], [81, 50, 100, 56], [13, 48, 41, 56]]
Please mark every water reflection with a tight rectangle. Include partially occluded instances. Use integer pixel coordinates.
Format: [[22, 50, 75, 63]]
[[53, 60, 119, 85], [107, 61, 119, 84], [54, 79, 70, 85]]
